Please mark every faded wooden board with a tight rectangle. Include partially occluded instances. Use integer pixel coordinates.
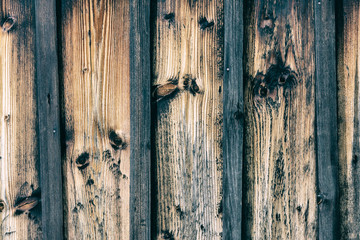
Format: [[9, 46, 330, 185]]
[[243, 1, 317, 239], [314, 0, 339, 239], [152, 0, 224, 239], [34, 0, 63, 239], [222, 0, 244, 239], [0, 0, 42, 239], [59, 0, 130, 239], [337, 1, 360, 239], [129, 0, 151, 239]]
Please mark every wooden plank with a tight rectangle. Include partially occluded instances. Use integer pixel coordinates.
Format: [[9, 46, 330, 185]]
[[223, 0, 243, 239], [34, 0, 63, 239], [152, 0, 224, 239], [314, 0, 339, 239], [0, 1, 42, 239], [243, 1, 317, 239], [129, 0, 151, 239], [337, 1, 360, 239], [59, 1, 131, 239]]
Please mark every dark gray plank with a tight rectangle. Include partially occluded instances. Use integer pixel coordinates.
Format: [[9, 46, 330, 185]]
[[223, 0, 244, 239], [129, 0, 152, 239], [314, 0, 339, 239], [34, 0, 63, 239]]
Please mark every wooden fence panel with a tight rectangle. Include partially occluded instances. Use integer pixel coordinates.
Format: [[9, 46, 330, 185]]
[[0, 1, 42, 239], [152, 0, 224, 239], [337, 1, 360, 239], [59, 1, 131, 239], [243, 1, 317, 239], [35, 0, 63, 238], [314, 0, 339, 239]]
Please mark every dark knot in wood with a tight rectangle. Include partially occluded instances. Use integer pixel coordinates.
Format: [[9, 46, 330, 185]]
[[109, 130, 127, 150], [253, 63, 297, 102], [199, 17, 214, 30], [0, 200, 5, 212], [2, 17, 16, 33], [259, 17, 275, 33], [76, 152, 90, 170]]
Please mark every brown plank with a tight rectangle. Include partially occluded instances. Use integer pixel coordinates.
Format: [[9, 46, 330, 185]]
[[0, 1, 42, 239], [59, 0, 131, 239], [243, 1, 317, 239], [337, 1, 360, 239], [34, 0, 63, 238], [152, 0, 224, 239]]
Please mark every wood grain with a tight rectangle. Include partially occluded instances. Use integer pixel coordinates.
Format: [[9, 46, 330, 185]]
[[59, 0, 130, 239], [0, 1, 42, 239], [243, 1, 317, 239], [337, 1, 360, 239], [34, 0, 63, 238], [152, 0, 224, 239], [314, 0, 339, 239], [223, 0, 244, 239], [129, 0, 151, 239]]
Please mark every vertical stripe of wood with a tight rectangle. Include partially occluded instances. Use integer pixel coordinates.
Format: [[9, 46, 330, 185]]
[[129, 0, 151, 239], [314, 0, 339, 239], [34, 0, 63, 239], [223, 0, 244, 239]]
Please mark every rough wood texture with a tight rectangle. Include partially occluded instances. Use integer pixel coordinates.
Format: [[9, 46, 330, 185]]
[[34, 0, 63, 239], [314, 0, 339, 239], [129, 0, 151, 239], [223, 0, 243, 239], [337, 1, 360, 239], [243, 1, 317, 239], [59, 1, 130, 239], [0, 1, 42, 239], [152, 0, 224, 239]]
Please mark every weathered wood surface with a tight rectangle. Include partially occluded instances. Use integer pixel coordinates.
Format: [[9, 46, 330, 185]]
[[314, 0, 339, 239], [152, 0, 224, 239], [222, 0, 244, 239], [34, 0, 63, 239], [129, 0, 151, 239], [243, 1, 317, 239], [59, 0, 130, 239], [337, 1, 360, 239], [0, 1, 42, 239]]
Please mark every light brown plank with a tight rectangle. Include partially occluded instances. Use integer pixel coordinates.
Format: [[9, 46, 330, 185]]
[[153, 0, 224, 239], [0, 1, 42, 239], [337, 1, 360, 239], [59, 0, 130, 239], [243, 1, 317, 239]]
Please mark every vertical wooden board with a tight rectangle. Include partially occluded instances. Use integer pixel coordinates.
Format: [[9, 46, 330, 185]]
[[129, 0, 151, 239], [59, 0, 130, 239], [152, 0, 223, 239], [0, 0, 42, 239], [34, 0, 63, 238], [314, 0, 338, 239], [243, 1, 317, 239], [222, 0, 243, 239], [337, 1, 360, 239]]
